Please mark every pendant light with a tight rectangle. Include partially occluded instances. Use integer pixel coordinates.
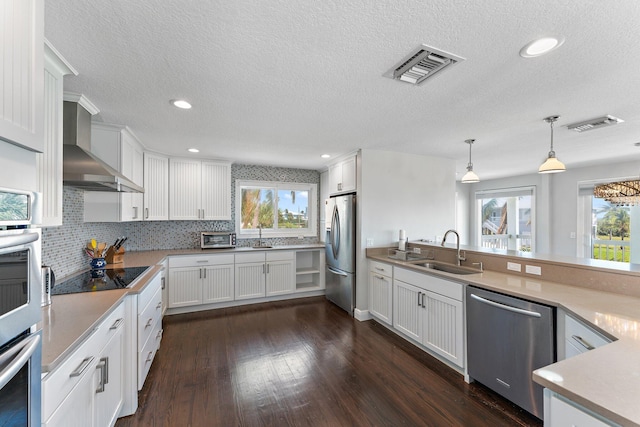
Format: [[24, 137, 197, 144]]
[[538, 115, 566, 174], [461, 139, 480, 183]]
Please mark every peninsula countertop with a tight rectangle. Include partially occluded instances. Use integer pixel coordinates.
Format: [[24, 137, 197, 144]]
[[367, 252, 640, 426]]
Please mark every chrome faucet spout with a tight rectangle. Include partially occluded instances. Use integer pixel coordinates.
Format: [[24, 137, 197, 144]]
[[258, 225, 263, 247], [441, 229, 465, 266]]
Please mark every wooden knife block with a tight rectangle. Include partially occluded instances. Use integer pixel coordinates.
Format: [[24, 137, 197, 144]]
[[105, 247, 125, 264]]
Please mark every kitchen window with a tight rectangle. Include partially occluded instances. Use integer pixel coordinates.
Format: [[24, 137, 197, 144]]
[[475, 186, 535, 252], [235, 180, 318, 238]]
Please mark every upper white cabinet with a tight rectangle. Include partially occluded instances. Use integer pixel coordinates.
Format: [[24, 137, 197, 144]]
[[84, 124, 145, 222], [328, 155, 356, 195], [143, 152, 169, 220], [169, 158, 231, 220], [36, 41, 77, 226], [0, 0, 44, 152]]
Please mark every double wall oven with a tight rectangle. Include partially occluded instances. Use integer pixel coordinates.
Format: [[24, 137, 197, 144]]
[[0, 188, 43, 427]]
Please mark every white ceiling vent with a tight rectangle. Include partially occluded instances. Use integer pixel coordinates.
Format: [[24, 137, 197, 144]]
[[384, 44, 465, 85], [566, 115, 624, 132]]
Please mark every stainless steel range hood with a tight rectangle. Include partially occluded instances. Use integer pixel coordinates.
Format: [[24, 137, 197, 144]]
[[63, 101, 144, 193]]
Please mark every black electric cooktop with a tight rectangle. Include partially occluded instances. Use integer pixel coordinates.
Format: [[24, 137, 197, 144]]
[[52, 266, 150, 295]]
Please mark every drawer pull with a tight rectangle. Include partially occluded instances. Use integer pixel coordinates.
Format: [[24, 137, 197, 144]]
[[375, 267, 385, 271], [572, 335, 595, 350], [145, 318, 153, 329], [70, 356, 94, 378], [156, 329, 163, 340], [145, 351, 153, 363], [110, 318, 124, 330], [156, 301, 162, 310], [196, 260, 209, 263]]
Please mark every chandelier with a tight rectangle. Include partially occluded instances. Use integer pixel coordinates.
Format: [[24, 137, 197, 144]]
[[593, 180, 640, 206]]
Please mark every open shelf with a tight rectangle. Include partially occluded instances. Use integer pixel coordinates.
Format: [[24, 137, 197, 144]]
[[295, 249, 324, 291]]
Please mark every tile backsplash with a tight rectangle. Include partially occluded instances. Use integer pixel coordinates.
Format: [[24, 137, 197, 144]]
[[42, 164, 321, 278]]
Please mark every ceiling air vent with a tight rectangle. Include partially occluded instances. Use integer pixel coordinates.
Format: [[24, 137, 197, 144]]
[[384, 44, 465, 85], [566, 115, 624, 132]]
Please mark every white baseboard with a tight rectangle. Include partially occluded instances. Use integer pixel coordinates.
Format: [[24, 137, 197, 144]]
[[354, 308, 371, 322]]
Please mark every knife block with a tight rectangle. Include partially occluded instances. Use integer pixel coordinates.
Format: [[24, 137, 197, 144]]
[[105, 247, 125, 265]]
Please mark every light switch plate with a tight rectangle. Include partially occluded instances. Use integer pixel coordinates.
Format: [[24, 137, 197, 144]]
[[366, 238, 374, 247], [526, 265, 542, 275], [507, 262, 521, 272]]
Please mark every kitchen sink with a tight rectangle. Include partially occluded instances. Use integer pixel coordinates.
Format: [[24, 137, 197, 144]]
[[411, 261, 481, 275]]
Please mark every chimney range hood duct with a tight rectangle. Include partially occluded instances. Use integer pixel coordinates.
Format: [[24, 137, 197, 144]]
[[63, 101, 143, 193]]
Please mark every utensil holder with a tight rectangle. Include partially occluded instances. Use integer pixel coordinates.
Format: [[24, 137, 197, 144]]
[[105, 247, 125, 264], [90, 257, 106, 269]]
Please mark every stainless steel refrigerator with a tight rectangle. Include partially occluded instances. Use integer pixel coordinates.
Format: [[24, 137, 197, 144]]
[[325, 193, 356, 315]]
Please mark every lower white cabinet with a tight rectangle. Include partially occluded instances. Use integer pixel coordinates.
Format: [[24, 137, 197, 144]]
[[393, 267, 464, 368], [43, 301, 126, 427], [544, 389, 615, 426], [368, 260, 393, 325], [235, 251, 295, 300], [168, 254, 235, 308], [137, 271, 164, 390]]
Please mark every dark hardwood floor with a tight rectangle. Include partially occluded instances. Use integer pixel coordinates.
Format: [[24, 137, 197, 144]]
[[116, 297, 542, 427]]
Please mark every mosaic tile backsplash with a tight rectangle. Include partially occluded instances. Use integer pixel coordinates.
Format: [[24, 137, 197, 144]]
[[42, 164, 321, 278]]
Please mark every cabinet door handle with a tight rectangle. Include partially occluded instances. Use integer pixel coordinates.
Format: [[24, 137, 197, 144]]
[[145, 207, 149, 219], [421, 293, 426, 308], [110, 318, 124, 330], [199, 268, 202, 279], [161, 277, 165, 290], [417, 292, 422, 306], [145, 318, 153, 329], [95, 359, 106, 393], [70, 356, 94, 378], [262, 264, 265, 274], [102, 356, 109, 385], [156, 301, 162, 310], [571, 335, 596, 350], [374, 275, 385, 280], [156, 329, 163, 340], [145, 351, 153, 363], [266, 264, 270, 274]]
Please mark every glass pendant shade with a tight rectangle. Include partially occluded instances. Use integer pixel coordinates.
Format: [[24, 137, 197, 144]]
[[461, 139, 480, 183], [538, 116, 565, 174]]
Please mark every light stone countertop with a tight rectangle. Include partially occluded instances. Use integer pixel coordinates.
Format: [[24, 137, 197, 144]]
[[368, 253, 640, 426], [41, 244, 324, 373]]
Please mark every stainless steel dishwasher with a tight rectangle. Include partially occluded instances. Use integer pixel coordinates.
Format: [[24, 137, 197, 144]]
[[466, 286, 555, 419]]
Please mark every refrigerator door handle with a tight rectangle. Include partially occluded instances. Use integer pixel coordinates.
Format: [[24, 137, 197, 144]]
[[327, 266, 348, 277], [331, 204, 340, 260]]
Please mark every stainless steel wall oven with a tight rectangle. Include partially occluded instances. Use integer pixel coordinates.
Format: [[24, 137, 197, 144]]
[[0, 187, 43, 427]]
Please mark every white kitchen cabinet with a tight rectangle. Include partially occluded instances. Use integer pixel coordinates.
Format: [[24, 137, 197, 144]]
[[137, 272, 163, 390], [544, 389, 615, 427], [36, 41, 76, 226], [328, 155, 356, 195], [0, 0, 44, 152], [84, 124, 145, 222], [393, 267, 464, 368], [295, 249, 325, 292], [143, 152, 169, 220], [557, 310, 612, 361], [235, 251, 295, 300], [43, 301, 127, 427], [169, 158, 231, 220], [368, 260, 392, 325], [168, 254, 235, 308]]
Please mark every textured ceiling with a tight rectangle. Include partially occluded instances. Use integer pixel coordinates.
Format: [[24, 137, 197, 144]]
[[45, 0, 640, 180]]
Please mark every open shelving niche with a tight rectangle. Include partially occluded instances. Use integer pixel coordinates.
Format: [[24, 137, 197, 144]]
[[295, 249, 325, 291]]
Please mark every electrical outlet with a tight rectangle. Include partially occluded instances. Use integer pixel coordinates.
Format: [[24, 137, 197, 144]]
[[526, 265, 542, 275], [366, 238, 374, 247], [413, 247, 421, 254], [507, 262, 521, 272], [298, 235, 304, 240], [570, 232, 576, 239]]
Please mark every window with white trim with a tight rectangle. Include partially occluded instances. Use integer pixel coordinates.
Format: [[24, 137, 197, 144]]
[[235, 180, 318, 238]]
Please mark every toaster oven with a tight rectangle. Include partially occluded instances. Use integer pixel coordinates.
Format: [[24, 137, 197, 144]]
[[201, 232, 236, 249]]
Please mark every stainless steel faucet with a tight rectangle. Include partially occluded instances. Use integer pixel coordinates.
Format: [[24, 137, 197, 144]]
[[258, 225, 263, 247], [441, 229, 466, 266]]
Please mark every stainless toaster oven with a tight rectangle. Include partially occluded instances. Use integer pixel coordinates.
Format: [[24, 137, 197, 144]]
[[201, 232, 236, 249]]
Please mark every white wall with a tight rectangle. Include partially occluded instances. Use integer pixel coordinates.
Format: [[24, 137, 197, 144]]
[[0, 141, 38, 191], [455, 183, 470, 245], [357, 149, 455, 312], [460, 159, 640, 258]]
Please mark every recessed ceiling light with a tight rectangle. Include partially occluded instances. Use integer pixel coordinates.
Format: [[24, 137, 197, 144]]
[[519, 36, 564, 58], [321, 154, 331, 158], [188, 148, 199, 153], [171, 99, 192, 109]]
